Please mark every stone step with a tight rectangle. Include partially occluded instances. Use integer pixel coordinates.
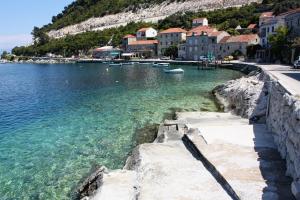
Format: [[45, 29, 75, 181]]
[[91, 170, 137, 200], [126, 141, 232, 200], [175, 112, 250, 127], [183, 117, 295, 199]]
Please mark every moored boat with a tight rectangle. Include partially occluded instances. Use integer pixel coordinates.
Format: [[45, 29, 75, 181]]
[[163, 68, 184, 74], [153, 63, 170, 67], [109, 63, 122, 67]]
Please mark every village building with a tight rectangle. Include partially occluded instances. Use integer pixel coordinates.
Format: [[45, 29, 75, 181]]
[[126, 40, 158, 58], [192, 18, 208, 27], [92, 46, 122, 59], [219, 34, 260, 58], [183, 18, 259, 60], [122, 34, 137, 51], [257, 8, 300, 62], [157, 28, 187, 56], [136, 27, 157, 40]]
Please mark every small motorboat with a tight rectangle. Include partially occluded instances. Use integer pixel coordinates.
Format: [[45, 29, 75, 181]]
[[163, 68, 184, 74], [122, 62, 135, 65], [153, 63, 170, 67], [109, 63, 122, 67]]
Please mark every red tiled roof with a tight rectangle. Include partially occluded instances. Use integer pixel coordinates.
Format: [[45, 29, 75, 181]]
[[187, 26, 217, 36], [123, 34, 136, 39], [260, 12, 274, 18], [247, 24, 257, 29], [209, 31, 228, 37], [159, 28, 187, 34], [128, 40, 158, 45], [278, 8, 300, 17], [137, 27, 152, 32], [220, 34, 258, 43]]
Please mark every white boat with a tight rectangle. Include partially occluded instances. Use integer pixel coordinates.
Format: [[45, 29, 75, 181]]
[[163, 68, 184, 74], [153, 63, 170, 67], [122, 62, 135, 65], [109, 63, 122, 67]]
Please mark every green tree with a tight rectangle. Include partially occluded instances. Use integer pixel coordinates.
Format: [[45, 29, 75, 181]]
[[269, 26, 292, 63], [1, 51, 8, 59], [32, 26, 49, 45]]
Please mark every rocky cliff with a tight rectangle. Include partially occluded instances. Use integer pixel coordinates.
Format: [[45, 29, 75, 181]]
[[48, 0, 261, 39]]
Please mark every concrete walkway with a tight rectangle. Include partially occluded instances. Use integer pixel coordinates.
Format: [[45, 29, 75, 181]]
[[234, 61, 300, 96], [176, 112, 294, 200]]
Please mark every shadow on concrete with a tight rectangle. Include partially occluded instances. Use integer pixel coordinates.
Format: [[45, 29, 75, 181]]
[[252, 124, 295, 200], [283, 73, 300, 82], [182, 135, 241, 200]]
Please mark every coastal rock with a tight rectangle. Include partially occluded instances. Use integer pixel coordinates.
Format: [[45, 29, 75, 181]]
[[47, 0, 260, 39], [76, 166, 107, 199], [213, 72, 268, 123]]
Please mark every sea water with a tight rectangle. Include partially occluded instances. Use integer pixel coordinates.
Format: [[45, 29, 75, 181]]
[[0, 63, 242, 199]]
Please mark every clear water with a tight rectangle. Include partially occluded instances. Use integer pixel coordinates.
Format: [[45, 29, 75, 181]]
[[0, 63, 242, 199]]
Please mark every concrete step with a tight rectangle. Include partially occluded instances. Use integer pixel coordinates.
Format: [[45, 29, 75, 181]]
[[130, 141, 232, 200], [91, 170, 137, 200], [175, 112, 250, 127], [181, 112, 295, 200]]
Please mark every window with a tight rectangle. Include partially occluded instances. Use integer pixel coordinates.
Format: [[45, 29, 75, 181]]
[[189, 40, 192, 45], [189, 47, 192, 52], [298, 18, 300, 26], [171, 42, 173, 45], [195, 47, 198, 51], [272, 26, 274, 32], [195, 39, 198, 45], [228, 46, 230, 50], [160, 42, 162, 45], [267, 27, 269, 33], [211, 38, 215, 43]]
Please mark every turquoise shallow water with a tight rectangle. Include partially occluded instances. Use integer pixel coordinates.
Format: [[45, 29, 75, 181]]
[[0, 63, 242, 199]]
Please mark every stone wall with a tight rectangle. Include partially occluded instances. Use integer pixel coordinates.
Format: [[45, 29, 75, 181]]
[[214, 66, 300, 198], [266, 80, 300, 185]]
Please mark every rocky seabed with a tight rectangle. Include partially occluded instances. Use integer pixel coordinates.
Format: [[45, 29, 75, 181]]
[[48, 0, 260, 39]]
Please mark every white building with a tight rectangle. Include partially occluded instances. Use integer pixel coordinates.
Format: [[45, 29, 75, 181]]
[[136, 27, 157, 40], [192, 18, 208, 27]]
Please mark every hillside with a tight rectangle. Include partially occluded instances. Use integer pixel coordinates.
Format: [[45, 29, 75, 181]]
[[47, 0, 261, 38], [12, 0, 300, 57]]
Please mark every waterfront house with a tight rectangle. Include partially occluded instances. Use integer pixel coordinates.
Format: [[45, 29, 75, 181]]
[[157, 28, 187, 56], [122, 34, 137, 51], [192, 18, 208, 28], [136, 27, 157, 40], [92, 46, 122, 59], [219, 34, 260, 58], [127, 40, 158, 58]]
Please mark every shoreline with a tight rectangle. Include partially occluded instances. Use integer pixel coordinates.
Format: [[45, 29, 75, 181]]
[[77, 61, 300, 200]]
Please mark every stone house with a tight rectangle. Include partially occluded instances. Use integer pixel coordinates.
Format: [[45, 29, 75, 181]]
[[92, 46, 122, 59], [219, 34, 260, 58], [157, 28, 187, 56], [136, 27, 157, 40], [127, 40, 158, 58], [185, 25, 230, 60]]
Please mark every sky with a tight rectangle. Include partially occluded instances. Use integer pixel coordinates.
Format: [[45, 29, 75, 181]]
[[0, 0, 74, 52]]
